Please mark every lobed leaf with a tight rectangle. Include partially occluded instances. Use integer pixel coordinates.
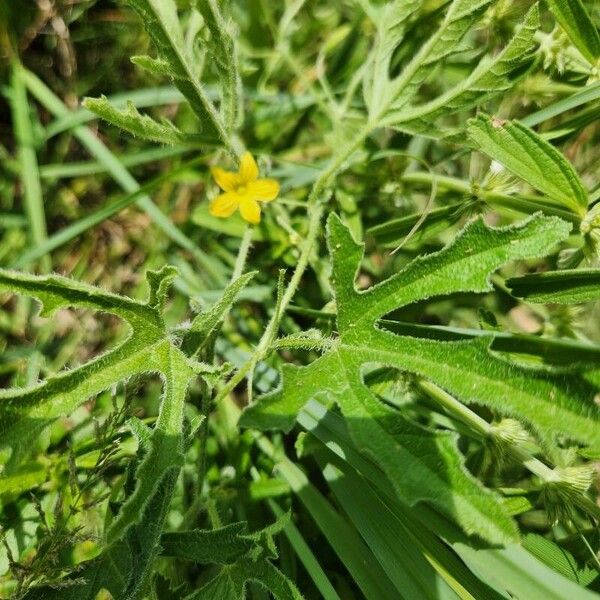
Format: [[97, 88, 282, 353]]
[[160, 523, 252, 565], [0, 265, 253, 597], [186, 556, 304, 600], [193, 0, 242, 132], [242, 213, 600, 543], [361, 0, 424, 118], [364, 0, 493, 123]]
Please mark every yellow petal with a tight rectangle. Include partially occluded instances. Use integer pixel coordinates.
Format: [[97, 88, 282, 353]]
[[210, 192, 239, 218], [239, 152, 259, 183], [211, 166, 239, 192], [247, 178, 280, 202], [239, 198, 261, 224]]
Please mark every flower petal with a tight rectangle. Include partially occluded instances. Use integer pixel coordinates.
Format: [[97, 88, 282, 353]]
[[239, 198, 261, 224], [211, 167, 239, 192], [210, 192, 240, 218], [239, 152, 259, 183], [247, 178, 280, 202]]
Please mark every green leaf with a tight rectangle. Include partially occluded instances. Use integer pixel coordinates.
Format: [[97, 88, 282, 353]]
[[363, 0, 494, 123], [171, 517, 304, 600], [546, 0, 600, 64], [266, 499, 341, 600], [0, 267, 204, 451], [82, 97, 195, 145], [456, 541, 600, 600], [256, 435, 401, 600], [361, 0, 424, 118], [10, 62, 50, 272], [121, 0, 229, 147], [522, 534, 598, 586], [468, 114, 589, 216], [507, 269, 600, 303], [367, 203, 472, 247], [23, 460, 179, 600], [315, 455, 464, 600], [182, 271, 257, 356], [388, 4, 539, 135], [160, 523, 253, 564], [297, 398, 600, 600], [186, 556, 303, 600], [242, 213, 600, 543]]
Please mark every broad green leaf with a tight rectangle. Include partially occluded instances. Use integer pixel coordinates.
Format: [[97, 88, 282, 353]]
[[298, 401, 498, 599], [546, 0, 600, 64], [388, 4, 539, 135], [168, 517, 304, 600], [83, 97, 196, 145], [468, 114, 589, 216], [507, 269, 600, 303], [242, 213, 600, 543], [0, 267, 196, 449]]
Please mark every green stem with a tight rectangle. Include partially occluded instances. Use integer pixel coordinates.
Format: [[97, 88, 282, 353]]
[[196, 379, 212, 494], [420, 381, 600, 519], [231, 225, 254, 282], [402, 171, 580, 224], [416, 380, 558, 483]]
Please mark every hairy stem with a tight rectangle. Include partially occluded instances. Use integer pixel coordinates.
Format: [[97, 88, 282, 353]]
[[231, 225, 254, 282]]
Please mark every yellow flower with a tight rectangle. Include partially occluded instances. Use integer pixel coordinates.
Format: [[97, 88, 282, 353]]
[[209, 152, 280, 224]]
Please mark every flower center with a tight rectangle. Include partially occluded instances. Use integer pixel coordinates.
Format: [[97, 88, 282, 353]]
[[236, 184, 247, 194]]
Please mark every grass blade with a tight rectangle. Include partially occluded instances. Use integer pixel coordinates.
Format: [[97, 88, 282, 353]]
[[9, 62, 50, 272]]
